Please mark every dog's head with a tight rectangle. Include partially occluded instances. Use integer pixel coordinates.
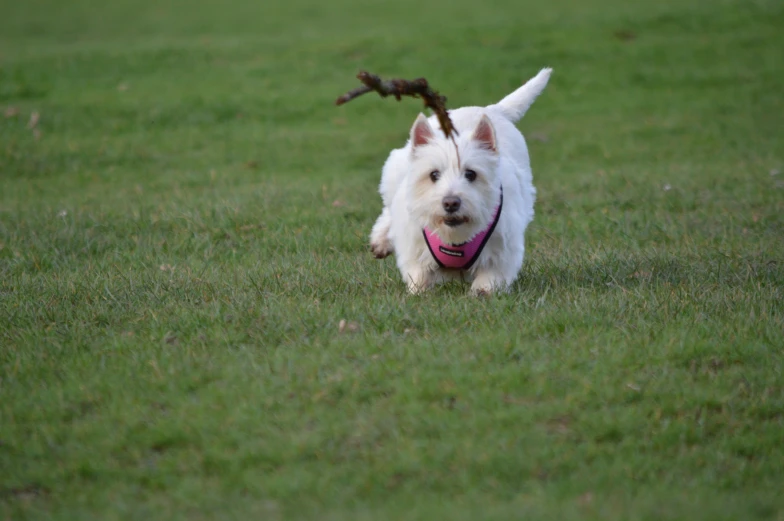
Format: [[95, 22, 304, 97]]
[[406, 113, 501, 245]]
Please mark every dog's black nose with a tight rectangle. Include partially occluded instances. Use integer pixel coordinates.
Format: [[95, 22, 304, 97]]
[[442, 196, 462, 214]]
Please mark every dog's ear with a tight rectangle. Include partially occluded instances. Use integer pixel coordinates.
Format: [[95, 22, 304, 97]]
[[472, 115, 497, 153], [410, 113, 435, 148]]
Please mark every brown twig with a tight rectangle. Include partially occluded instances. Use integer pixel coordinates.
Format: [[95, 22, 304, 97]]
[[335, 71, 458, 140]]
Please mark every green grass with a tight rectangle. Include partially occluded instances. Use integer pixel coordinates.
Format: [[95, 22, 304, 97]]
[[1, 0, 783, 518]]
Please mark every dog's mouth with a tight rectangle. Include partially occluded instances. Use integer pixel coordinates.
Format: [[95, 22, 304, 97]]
[[443, 216, 469, 228]]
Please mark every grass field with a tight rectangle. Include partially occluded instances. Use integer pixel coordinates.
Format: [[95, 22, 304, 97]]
[[2, 0, 784, 518]]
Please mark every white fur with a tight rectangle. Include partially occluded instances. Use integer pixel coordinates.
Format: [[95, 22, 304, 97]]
[[370, 68, 552, 295]]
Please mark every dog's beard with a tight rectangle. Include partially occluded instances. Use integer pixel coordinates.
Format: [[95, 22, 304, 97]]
[[442, 215, 469, 228]]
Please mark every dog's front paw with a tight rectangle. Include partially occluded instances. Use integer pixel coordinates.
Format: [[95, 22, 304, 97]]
[[470, 273, 509, 297], [472, 287, 493, 298], [370, 239, 393, 259], [405, 268, 434, 295], [370, 209, 394, 259], [407, 282, 433, 295]]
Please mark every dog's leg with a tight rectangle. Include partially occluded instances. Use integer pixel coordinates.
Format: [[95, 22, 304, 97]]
[[369, 208, 393, 259], [402, 263, 434, 294], [470, 269, 512, 296], [471, 240, 525, 296]]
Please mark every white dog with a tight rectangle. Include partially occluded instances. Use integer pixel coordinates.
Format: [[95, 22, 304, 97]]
[[369, 68, 552, 295]]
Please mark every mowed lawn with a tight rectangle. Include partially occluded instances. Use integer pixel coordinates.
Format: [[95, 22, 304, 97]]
[[1, 0, 783, 519]]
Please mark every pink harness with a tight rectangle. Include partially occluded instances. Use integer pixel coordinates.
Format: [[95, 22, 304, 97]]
[[423, 187, 503, 270]]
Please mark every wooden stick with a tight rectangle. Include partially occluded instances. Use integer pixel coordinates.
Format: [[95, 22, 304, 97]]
[[335, 71, 458, 140]]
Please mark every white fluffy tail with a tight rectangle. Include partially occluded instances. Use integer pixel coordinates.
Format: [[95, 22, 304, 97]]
[[492, 68, 552, 122]]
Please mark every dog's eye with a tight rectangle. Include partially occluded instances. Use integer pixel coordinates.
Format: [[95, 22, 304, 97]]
[[429, 170, 440, 182], [465, 169, 477, 182]]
